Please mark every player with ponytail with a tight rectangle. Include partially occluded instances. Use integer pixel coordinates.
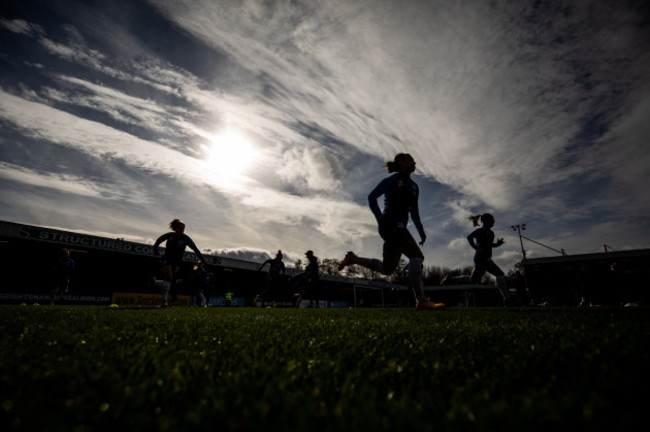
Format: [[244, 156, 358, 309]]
[[456, 213, 511, 303], [338, 153, 443, 310]]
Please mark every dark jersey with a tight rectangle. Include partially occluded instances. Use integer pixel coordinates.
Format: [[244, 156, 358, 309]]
[[54, 257, 75, 284], [305, 256, 320, 281], [55, 257, 75, 276], [368, 172, 424, 237], [192, 267, 211, 289], [153, 232, 206, 265], [467, 226, 496, 260]]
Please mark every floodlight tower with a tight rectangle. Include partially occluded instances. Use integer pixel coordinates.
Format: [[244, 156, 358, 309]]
[[511, 224, 526, 260]]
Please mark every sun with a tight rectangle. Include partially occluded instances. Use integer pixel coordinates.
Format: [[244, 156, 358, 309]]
[[201, 129, 257, 188]]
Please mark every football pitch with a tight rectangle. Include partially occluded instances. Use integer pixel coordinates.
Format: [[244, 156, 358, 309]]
[[1, 305, 648, 431]]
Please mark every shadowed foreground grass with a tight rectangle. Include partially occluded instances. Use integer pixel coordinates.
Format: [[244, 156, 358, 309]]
[[0, 306, 648, 431]]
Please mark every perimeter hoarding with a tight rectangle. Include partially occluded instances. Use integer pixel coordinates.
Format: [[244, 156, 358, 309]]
[[1, 220, 401, 307]]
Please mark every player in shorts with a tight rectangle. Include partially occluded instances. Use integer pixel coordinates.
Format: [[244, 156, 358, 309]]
[[256, 250, 286, 306], [51, 248, 74, 305], [466, 213, 510, 303], [153, 218, 206, 307], [338, 153, 443, 310], [442, 213, 511, 303]]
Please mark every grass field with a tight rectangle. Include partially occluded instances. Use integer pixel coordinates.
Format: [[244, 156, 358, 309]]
[[1, 305, 648, 431]]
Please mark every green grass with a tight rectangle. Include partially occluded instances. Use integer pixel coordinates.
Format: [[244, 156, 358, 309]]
[[1, 306, 648, 431]]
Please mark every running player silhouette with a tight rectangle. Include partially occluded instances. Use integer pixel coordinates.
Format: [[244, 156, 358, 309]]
[[338, 153, 443, 310], [467, 213, 510, 303], [51, 248, 74, 305], [153, 219, 206, 307], [443, 213, 511, 304], [256, 250, 286, 306]]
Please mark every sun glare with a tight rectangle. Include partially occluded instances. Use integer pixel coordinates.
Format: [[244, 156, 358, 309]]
[[202, 129, 257, 188]]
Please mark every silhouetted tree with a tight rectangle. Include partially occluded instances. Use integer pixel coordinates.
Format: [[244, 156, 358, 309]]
[[320, 258, 339, 275]]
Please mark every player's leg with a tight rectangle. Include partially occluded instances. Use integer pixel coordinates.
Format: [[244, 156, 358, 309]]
[[470, 259, 487, 284], [288, 273, 305, 307], [469, 267, 482, 284], [400, 237, 443, 309], [338, 251, 386, 273], [404, 252, 444, 310], [61, 280, 69, 298], [263, 277, 277, 307], [339, 232, 402, 276], [50, 284, 60, 305], [401, 239, 426, 303], [487, 261, 510, 302], [338, 223, 397, 273], [160, 264, 172, 306]]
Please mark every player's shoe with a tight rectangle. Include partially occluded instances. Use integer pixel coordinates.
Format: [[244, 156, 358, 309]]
[[338, 251, 357, 271], [415, 299, 445, 310]]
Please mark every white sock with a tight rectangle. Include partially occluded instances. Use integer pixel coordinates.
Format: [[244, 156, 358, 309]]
[[409, 258, 425, 302], [162, 281, 171, 301], [496, 275, 510, 300]]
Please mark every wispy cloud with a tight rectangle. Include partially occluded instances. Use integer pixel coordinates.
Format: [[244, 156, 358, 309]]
[[147, 0, 648, 212], [0, 161, 152, 203], [0, 17, 43, 36]]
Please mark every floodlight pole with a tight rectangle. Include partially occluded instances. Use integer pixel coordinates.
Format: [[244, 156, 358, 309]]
[[511, 223, 532, 304], [511, 224, 527, 260]]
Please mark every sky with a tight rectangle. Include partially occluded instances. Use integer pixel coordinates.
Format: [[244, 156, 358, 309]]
[[1, 0, 649, 273]]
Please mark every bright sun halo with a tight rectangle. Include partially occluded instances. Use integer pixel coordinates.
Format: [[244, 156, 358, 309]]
[[203, 129, 257, 185]]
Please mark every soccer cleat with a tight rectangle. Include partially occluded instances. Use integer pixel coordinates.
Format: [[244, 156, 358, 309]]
[[338, 251, 357, 271], [415, 299, 445, 310]]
